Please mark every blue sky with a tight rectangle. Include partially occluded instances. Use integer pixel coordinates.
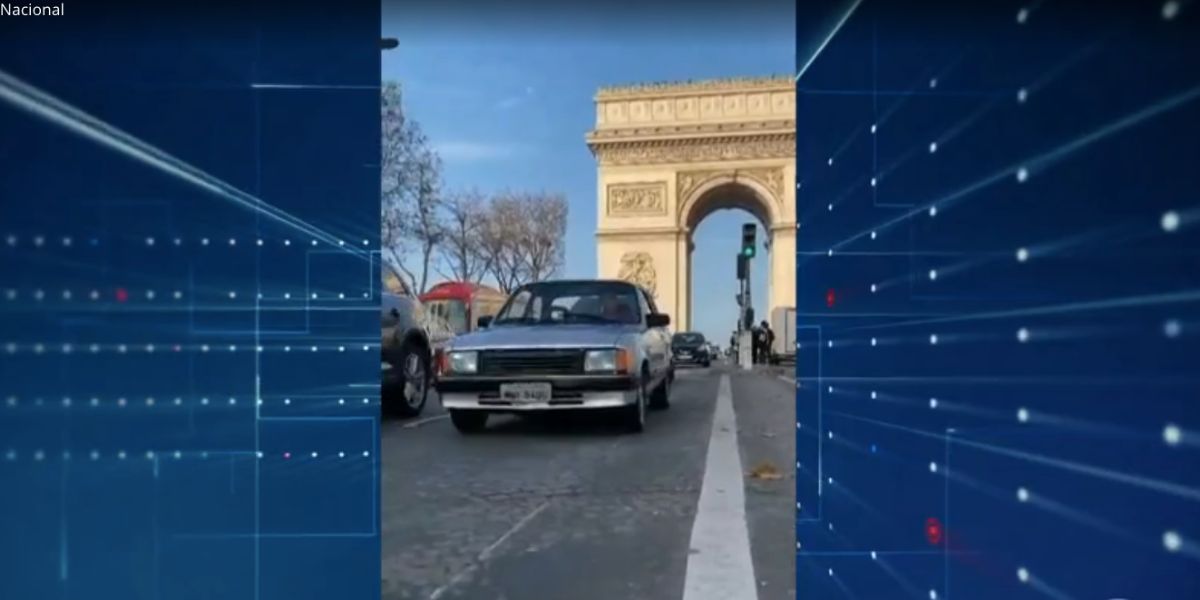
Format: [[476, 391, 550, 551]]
[[382, 6, 795, 344]]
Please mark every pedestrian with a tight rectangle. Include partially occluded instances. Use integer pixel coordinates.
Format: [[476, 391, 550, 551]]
[[759, 320, 775, 364], [750, 323, 762, 364]]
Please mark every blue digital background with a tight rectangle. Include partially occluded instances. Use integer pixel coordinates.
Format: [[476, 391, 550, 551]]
[[797, 1, 1199, 598], [0, 2, 381, 599]]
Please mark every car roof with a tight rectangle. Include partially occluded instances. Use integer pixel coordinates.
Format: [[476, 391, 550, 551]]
[[523, 278, 634, 286], [518, 279, 647, 294]]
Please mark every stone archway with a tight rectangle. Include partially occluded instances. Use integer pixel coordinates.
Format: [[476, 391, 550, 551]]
[[586, 76, 796, 331]]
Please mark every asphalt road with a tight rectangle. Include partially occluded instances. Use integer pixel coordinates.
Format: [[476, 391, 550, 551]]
[[380, 363, 797, 600]]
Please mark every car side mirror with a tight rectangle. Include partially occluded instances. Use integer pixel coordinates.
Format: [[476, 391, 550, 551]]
[[477, 315, 493, 329], [646, 313, 670, 328]]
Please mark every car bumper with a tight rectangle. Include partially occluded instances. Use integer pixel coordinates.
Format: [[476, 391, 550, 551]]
[[437, 375, 638, 411], [382, 361, 403, 387], [672, 354, 709, 365]]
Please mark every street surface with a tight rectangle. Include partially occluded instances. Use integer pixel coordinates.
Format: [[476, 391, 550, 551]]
[[381, 363, 797, 600]]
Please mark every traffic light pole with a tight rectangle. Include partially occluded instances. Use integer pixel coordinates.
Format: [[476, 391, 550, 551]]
[[737, 222, 757, 370]]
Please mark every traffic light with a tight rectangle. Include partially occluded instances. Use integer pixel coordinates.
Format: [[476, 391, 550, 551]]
[[741, 223, 757, 258], [737, 254, 749, 280]]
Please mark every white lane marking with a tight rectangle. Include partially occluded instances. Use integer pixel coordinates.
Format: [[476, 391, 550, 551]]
[[402, 414, 449, 429], [683, 374, 759, 600], [429, 501, 551, 599]]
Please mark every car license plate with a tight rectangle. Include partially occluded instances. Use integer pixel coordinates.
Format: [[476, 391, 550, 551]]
[[499, 383, 552, 404]]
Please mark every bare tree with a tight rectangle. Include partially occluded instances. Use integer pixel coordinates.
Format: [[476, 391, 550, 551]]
[[478, 194, 526, 293], [437, 189, 490, 283], [515, 191, 567, 283], [478, 191, 568, 292], [381, 81, 443, 294]]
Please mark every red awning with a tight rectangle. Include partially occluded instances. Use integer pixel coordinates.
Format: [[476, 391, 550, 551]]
[[419, 281, 504, 303]]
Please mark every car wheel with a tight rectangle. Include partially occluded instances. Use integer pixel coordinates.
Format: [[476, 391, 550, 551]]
[[386, 338, 429, 417], [649, 372, 671, 410], [450, 410, 488, 433], [624, 376, 647, 432]]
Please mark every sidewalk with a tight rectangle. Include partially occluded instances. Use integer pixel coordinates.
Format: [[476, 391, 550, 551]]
[[750, 363, 797, 385]]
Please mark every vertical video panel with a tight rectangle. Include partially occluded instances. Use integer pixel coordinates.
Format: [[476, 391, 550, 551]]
[[797, 1, 1200, 598], [0, 2, 380, 599]]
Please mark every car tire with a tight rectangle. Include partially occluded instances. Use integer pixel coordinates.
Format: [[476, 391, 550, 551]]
[[649, 372, 671, 410], [450, 410, 488, 433], [624, 376, 647, 432], [386, 338, 429, 418]]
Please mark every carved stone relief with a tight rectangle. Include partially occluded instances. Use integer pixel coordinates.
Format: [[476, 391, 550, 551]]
[[607, 182, 667, 216], [676, 166, 787, 212], [618, 252, 657, 296], [593, 134, 794, 166]]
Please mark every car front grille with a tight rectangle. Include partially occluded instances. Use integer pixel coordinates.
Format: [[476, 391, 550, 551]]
[[478, 349, 584, 376]]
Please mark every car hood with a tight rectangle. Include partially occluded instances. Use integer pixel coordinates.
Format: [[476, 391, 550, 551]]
[[450, 324, 638, 350]]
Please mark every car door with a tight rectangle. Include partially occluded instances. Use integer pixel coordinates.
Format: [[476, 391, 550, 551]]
[[638, 288, 670, 379], [382, 271, 422, 350]]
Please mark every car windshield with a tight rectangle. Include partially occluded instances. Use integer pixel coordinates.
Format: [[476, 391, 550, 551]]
[[425, 299, 469, 335], [672, 333, 705, 345], [492, 281, 642, 326]]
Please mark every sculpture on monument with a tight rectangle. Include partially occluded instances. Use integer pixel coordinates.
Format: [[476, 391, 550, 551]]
[[617, 252, 657, 296], [607, 183, 666, 216]]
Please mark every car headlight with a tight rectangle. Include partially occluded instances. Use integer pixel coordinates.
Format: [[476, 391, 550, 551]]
[[585, 348, 631, 374], [446, 351, 478, 375]]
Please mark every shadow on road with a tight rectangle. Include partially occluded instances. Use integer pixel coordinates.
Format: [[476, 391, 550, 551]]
[[469, 410, 651, 438]]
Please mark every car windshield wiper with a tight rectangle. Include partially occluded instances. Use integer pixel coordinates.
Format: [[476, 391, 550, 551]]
[[564, 313, 622, 324], [492, 317, 535, 326]]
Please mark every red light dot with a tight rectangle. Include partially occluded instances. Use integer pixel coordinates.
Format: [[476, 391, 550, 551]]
[[115, 288, 128, 302], [925, 517, 943, 545], [826, 289, 837, 308]]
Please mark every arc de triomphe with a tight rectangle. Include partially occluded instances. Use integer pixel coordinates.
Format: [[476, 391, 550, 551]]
[[586, 76, 796, 330]]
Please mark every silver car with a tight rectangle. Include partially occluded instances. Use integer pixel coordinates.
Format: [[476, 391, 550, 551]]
[[381, 267, 433, 417], [435, 279, 674, 433]]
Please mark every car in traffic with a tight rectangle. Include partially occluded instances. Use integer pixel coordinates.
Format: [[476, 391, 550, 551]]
[[671, 331, 711, 368], [382, 267, 433, 417], [434, 279, 674, 433]]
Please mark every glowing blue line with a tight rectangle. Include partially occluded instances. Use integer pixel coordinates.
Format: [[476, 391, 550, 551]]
[[831, 84, 1200, 250], [796, 0, 863, 83], [258, 416, 373, 422], [827, 409, 1200, 502], [251, 83, 377, 90], [0, 69, 370, 263], [848, 288, 1200, 331]]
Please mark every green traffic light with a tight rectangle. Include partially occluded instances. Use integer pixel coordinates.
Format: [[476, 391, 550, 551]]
[[742, 246, 755, 258]]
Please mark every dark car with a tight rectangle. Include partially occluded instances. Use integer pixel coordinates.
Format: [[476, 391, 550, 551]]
[[671, 331, 711, 368], [382, 267, 432, 417]]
